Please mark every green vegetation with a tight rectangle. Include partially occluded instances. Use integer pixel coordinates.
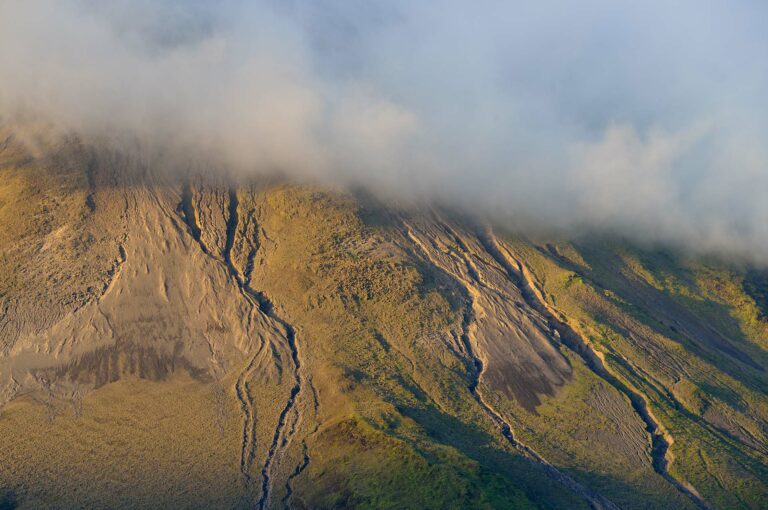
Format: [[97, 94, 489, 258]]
[[1, 132, 766, 508], [500, 237, 768, 508], [299, 415, 536, 509]]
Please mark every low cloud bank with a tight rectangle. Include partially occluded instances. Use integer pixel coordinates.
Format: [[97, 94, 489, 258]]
[[1, 1, 767, 262]]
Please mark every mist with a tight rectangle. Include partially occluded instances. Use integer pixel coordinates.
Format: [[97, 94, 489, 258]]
[[1, 0, 767, 263]]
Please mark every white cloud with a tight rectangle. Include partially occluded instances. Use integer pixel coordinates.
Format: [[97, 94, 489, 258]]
[[1, 0, 767, 263]]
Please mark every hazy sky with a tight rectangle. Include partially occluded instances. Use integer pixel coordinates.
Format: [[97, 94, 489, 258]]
[[1, 1, 767, 262]]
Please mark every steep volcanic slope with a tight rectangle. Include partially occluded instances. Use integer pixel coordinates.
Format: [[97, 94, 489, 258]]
[[0, 128, 767, 509], [505, 240, 768, 509]]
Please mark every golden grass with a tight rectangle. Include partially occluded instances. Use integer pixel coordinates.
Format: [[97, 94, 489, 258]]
[[0, 374, 244, 509]]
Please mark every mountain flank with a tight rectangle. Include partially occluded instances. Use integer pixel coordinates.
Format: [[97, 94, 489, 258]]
[[1, 126, 767, 509]]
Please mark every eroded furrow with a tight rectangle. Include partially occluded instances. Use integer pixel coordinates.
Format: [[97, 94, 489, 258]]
[[182, 185, 263, 493], [481, 232, 711, 510], [178, 180, 209, 255], [461, 302, 619, 510], [224, 188, 239, 270], [236, 350, 262, 489], [256, 322, 301, 510], [282, 379, 319, 509], [222, 188, 305, 510], [281, 442, 309, 507], [175, 184, 306, 508], [177, 185, 258, 486], [547, 246, 768, 458], [403, 221, 617, 510], [84, 153, 98, 212]]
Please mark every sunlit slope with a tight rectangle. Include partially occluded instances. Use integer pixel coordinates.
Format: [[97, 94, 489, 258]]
[[497, 237, 768, 509], [0, 375, 244, 509], [0, 128, 766, 509]]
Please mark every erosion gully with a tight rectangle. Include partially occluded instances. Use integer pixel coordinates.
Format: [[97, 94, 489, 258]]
[[180, 184, 307, 509], [478, 231, 709, 510], [403, 220, 618, 510]]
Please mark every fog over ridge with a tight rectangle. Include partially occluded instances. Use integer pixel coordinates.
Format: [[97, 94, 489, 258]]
[[1, 0, 767, 263]]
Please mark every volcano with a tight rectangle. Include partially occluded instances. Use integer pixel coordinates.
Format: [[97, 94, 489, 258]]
[[0, 125, 767, 509]]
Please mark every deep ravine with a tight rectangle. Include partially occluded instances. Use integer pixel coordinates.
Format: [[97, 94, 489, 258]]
[[479, 231, 711, 510], [282, 378, 319, 509], [402, 220, 619, 510], [222, 188, 306, 510], [235, 351, 261, 489], [178, 180, 208, 254], [176, 184, 307, 509], [459, 297, 619, 510]]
